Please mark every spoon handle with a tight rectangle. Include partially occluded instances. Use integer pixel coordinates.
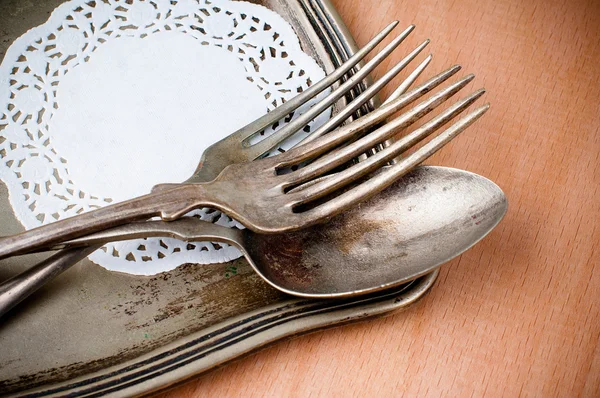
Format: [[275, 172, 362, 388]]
[[47, 218, 245, 251], [0, 184, 215, 260]]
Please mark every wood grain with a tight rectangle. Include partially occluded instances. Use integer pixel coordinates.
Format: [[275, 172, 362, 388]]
[[159, 0, 600, 396]]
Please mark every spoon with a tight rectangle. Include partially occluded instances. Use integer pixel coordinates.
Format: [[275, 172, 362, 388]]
[[25, 165, 507, 299], [246, 165, 507, 297]]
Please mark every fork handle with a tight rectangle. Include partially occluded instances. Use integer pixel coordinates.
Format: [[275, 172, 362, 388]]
[[0, 183, 212, 260]]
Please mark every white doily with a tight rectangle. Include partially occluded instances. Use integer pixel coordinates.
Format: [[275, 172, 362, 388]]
[[0, 0, 331, 275]]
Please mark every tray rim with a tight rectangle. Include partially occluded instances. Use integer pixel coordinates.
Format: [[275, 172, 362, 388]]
[[9, 271, 438, 398]]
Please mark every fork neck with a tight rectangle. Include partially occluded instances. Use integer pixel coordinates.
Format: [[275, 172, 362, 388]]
[[0, 183, 220, 259]]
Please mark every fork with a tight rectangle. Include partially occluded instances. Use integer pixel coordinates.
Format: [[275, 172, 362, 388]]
[[0, 54, 488, 260]]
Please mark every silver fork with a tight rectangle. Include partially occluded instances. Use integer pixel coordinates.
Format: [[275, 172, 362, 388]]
[[0, 59, 488, 259]]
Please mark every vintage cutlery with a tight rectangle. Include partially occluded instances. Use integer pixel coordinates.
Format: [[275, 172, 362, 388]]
[[0, 66, 489, 315], [18, 166, 507, 298], [0, 63, 487, 259], [0, 20, 435, 315], [0, 80, 489, 314]]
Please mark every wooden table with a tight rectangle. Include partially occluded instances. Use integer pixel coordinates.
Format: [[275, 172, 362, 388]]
[[159, 0, 600, 395]]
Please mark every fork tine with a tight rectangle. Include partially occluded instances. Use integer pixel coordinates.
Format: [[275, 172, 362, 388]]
[[287, 88, 485, 200], [242, 24, 416, 156], [384, 54, 432, 105], [224, 21, 399, 144], [285, 75, 477, 188], [296, 42, 431, 146], [298, 103, 490, 220], [379, 54, 433, 156], [274, 66, 465, 171]]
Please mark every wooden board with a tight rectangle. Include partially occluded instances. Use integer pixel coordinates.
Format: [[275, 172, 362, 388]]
[[159, 0, 600, 396]]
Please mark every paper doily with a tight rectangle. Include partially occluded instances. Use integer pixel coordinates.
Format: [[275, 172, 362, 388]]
[[0, 0, 331, 275]]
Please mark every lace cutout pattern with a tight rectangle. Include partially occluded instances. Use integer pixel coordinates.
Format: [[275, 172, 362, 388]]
[[0, 0, 331, 275]]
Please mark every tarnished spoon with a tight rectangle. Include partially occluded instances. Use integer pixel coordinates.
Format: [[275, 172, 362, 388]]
[[35, 165, 507, 298]]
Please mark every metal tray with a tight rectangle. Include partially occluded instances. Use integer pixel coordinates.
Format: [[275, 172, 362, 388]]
[[0, 1, 438, 396]]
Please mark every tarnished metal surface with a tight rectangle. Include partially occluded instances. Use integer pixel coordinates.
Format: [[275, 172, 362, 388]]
[[1, 272, 437, 397], [0, 0, 441, 396]]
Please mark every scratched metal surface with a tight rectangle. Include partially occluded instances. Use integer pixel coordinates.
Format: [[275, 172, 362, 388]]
[[0, 1, 434, 395]]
